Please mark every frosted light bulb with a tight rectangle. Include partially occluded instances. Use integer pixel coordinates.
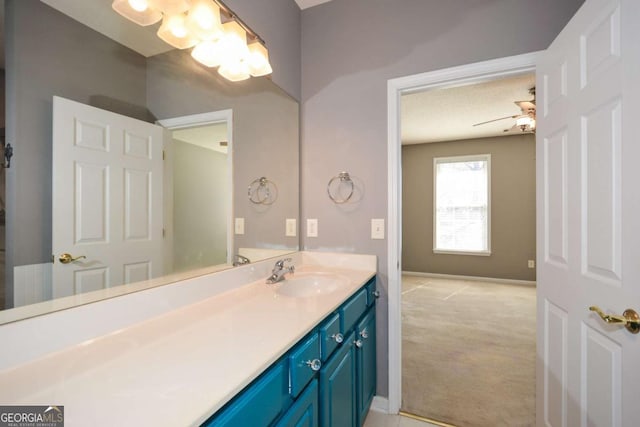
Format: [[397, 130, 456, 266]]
[[186, 0, 222, 40], [191, 40, 224, 67], [168, 15, 188, 38], [192, 2, 216, 30], [128, 0, 149, 12]]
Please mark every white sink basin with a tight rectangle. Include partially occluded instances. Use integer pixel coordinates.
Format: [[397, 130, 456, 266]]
[[275, 272, 349, 298]]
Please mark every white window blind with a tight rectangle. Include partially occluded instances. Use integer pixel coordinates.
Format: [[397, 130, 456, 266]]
[[434, 155, 490, 255]]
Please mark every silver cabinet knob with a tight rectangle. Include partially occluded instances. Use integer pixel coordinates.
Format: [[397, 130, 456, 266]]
[[360, 329, 368, 339], [373, 290, 380, 299], [331, 333, 344, 344], [306, 359, 321, 371], [354, 339, 363, 348]]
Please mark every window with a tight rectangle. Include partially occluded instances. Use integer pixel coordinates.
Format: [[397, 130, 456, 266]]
[[434, 154, 490, 255]]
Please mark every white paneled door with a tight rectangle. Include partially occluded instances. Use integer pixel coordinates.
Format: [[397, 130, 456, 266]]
[[52, 96, 164, 298], [536, 0, 640, 426]]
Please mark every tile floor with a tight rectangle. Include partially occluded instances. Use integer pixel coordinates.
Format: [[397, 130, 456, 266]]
[[363, 410, 439, 427]]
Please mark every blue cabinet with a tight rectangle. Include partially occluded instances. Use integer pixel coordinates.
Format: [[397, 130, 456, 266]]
[[203, 360, 289, 427], [319, 331, 357, 427], [276, 380, 319, 427], [356, 308, 376, 426], [202, 277, 377, 427]]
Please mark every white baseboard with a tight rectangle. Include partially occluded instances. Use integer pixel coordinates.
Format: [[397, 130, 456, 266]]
[[370, 396, 391, 414], [402, 271, 536, 287]]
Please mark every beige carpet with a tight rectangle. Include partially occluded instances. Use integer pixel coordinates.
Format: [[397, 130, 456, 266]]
[[401, 275, 536, 427]]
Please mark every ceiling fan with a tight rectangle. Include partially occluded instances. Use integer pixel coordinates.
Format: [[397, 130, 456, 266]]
[[473, 87, 536, 133]]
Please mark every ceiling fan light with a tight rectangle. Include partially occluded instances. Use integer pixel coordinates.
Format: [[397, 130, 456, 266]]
[[157, 13, 198, 49], [247, 42, 273, 77], [112, 0, 162, 26], [186, 0, 223, 40], [516, 116, 533, 128]]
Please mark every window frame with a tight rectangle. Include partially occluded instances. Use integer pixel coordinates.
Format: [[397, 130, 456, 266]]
[[432, 154, 492, 256]]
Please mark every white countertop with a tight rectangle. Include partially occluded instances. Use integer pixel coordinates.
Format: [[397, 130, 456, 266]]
[[0, 254, 375, 426]]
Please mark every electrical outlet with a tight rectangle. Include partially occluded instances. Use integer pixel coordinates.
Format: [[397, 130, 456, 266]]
[[528, 259, 535, 269], [307, 219, 318, 237], [235, 218, 245, 235], [286, 218, 297, 237], [371, 218, 385, 239]]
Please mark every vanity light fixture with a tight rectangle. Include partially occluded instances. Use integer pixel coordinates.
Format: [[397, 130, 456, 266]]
[[112, 0, 272, 81]]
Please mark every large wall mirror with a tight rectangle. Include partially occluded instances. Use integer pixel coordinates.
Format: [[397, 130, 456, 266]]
[[0, 0, 299, 323]]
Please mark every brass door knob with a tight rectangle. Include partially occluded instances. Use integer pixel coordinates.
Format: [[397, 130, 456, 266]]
[[59, 253, 86, 264], [589, 306, 640, 334]]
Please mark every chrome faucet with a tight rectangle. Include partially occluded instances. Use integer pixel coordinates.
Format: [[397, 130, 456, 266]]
[[232, 254, 251, 266], [266, 258, 295, 284]]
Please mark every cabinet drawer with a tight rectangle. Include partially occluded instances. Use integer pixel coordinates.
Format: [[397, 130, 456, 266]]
[[340, 288, 367, 334], [289, 333, 321, 398], [319, 313, 342, 362], [204, 360, 289, 426]]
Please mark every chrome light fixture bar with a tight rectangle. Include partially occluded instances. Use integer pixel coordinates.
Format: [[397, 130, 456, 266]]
[[112, 0, 272, 81]]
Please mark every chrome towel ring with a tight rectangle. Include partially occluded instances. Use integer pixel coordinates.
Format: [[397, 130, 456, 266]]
[[327, 171, 354, 204], [248, 177, 278, 205]]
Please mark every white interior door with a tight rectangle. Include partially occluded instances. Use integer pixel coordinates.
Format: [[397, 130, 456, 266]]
[[52, 96, 164, 298], [536, 0, 640, 425]]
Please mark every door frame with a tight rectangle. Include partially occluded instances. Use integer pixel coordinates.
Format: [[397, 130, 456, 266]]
[[385, 51, 541, 413], [157, 109, 234, 265]]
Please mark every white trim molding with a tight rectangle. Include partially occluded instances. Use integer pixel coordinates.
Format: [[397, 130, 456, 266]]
[[386, 51, 541, 414], [402, 271, 536, 287]]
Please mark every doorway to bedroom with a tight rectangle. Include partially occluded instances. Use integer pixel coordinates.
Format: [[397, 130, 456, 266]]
[[398, 73, 537, 426]]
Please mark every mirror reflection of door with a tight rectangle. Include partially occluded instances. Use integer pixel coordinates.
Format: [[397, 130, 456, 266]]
[[52, 96, 164, 299], [47, 98, 232, 303], [169, 123, 230, 273]]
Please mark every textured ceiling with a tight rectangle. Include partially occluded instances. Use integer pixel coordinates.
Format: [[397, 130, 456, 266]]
[[401, 73, 536, 145]]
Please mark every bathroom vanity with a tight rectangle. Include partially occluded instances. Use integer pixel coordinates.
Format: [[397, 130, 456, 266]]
[[0, 252, 377, 427], [204, 275, 377, 426]]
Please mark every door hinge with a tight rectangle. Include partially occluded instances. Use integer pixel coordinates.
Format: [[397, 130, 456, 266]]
[[162, 150, 165, 160], [162, 228, 166, 238]]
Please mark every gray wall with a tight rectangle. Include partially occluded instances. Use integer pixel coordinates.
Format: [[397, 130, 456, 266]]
[[402, 134, 536, 281], [146, 49, 300, 253], [5, 0, 147, 305], [173, 141, 228, 272], [225, 0, 301, 101], [300, 0, 585, 398]]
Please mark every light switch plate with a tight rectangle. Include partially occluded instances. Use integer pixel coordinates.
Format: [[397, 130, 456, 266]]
[[371, 218, 385, 239], [235, 217, 245, 235], [307, 219, 318, 237], [286, 218, 297, 237]]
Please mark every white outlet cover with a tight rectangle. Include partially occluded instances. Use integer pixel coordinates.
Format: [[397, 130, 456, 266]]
[[371, 218, 385, 239], [286, 218, 297, 237], [235, 218, 245, 235], [307, 219, 318, 237]]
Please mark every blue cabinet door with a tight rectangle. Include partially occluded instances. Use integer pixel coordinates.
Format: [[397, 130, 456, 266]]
[[356, 308, 376, 426], [203, 360, 289, 427], [319, 331, 356, 427], [276, 379, 319, 427]]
